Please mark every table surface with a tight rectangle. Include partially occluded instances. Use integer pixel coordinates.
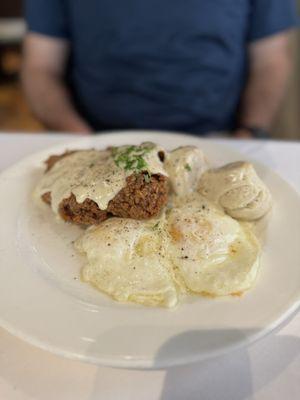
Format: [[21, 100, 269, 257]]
[[0, 133, 299, 400]]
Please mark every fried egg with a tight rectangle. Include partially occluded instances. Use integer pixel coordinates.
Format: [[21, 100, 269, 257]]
[[75, 217, 178, 307], [76, 193, 261, 306], [166, 194, 260, 296]]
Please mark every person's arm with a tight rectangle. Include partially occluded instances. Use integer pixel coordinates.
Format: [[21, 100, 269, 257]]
[[22, 33, 92, 133], [235, 32, 293, 138]]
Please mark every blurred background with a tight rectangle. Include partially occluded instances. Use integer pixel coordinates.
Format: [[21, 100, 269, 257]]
[[0, 0, 299, 139]]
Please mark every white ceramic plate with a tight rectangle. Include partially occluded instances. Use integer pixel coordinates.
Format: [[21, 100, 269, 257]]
[[0, 132, 299, 369]]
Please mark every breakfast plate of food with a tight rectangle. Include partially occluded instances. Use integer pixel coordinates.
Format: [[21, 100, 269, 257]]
[[0, 131, 299, 368]]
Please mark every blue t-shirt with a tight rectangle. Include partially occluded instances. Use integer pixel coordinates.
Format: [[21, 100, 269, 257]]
[[25, 0, 298, 133]]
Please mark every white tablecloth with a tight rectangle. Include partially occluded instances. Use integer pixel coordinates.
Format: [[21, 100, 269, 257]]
[[0, 133, 299, 400]]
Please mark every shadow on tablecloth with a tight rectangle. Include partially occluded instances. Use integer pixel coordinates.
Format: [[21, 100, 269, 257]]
[[158, 331, 300, 400]]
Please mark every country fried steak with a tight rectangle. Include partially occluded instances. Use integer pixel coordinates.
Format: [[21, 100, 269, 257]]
[[45, 150, 77, 172], [42, 150, 168, 225]]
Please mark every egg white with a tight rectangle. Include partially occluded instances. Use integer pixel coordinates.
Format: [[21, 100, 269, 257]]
[[75, 193, 261, 306], [75, 217, 178, 307], [166, 194, 261, 296]]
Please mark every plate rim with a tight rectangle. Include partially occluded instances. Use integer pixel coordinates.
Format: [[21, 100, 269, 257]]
[[0, 130, 299, 369]]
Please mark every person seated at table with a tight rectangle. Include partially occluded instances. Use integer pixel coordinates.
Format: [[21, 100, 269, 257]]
[[22, 0, 298, 137]]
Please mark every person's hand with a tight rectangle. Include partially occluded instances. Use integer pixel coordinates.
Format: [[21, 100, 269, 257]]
[[233, 128, 253, 139]]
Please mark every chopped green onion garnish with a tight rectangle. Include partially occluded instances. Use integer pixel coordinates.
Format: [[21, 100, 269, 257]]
[[111, 144, 155, 173], [144, 172, 151, 183]]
